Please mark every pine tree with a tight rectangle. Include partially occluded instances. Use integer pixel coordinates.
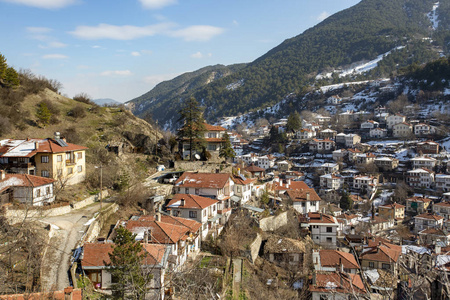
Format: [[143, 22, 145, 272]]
[[35, 102, 52, 127], [0, 53, 7, 81], [4, 67, 19, 87], [286, 111, 302, 133], [219, 132, 235, 161], [177, 97, 206, 160], [108, 227, 151, 300]]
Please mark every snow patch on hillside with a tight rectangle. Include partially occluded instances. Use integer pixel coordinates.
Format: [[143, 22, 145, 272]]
[[226, 79, 244, 91], [428, 2, 440, 30], [316, 46, 405, 80]]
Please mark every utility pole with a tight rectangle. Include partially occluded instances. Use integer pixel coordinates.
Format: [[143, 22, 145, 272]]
[[96, 165, 103, 210]]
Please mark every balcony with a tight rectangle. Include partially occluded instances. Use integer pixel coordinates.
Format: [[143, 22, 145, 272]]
[[65, 159, 76, 166]]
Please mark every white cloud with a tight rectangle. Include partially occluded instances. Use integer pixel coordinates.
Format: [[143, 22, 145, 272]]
[[42, 54, 68, 59], [39, 41, 67, 49], [26, 26, 52, 33], [131, 51, 141, 57], [101, 70, 133, 76], [2, 0, 77, 9], [191, 52, 212, 59], [232, 20, 239, 26], [169, 25, 225, 41], [317, 11, 330, 21], [70, 23, 175, 40], [139, 0, 177, 9], [92, 45, 102, 49]]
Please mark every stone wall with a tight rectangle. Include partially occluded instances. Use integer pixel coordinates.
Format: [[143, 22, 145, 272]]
[[82, 203, 119, 244], [174, 161, 232, 173], [259, 211, 289, 232], [3, 190, 109, 224], [242, 233, 262, 264]]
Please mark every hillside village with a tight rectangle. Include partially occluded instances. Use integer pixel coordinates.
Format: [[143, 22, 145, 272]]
[[2, 77, 450, 299]]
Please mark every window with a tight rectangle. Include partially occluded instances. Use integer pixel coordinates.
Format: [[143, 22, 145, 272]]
[[66, 153, 71, 160], [382, 263, 390, 270], [326, 237, 332, 243], [189, 211, 197, 218], [237, 186, 241, 193], [213, 205, 216, 211], [208, 144, 216, 151], [326, 227, 333, 233], [57, 155, 62, 162], [36, 189, 41, 197], [78, 165, 83, 173], [46, 187, 50, 194], [68, 168, 73, 175], [41, 155, 49, 163], [185, 188, 189, 194], [195, 188, 199, 195], [369, 262, 374, 268], [208, 133, 217, 138], [77, 152, 82, 159], [41, 170, 49, 177], [203, 210, 206, 216]]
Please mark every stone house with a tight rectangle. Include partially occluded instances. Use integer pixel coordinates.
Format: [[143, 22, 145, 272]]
[[414, 213, 444, 233]]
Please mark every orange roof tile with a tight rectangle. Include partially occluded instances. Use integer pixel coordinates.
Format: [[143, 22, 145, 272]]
[[167, 194, 218, 209], [415, 213, 444, 221], [360, 244, 400, 263], [319, 250, 359, 269], [287, 189, 321, 202], [0, 173, 55, 188], [175, 172, 231, 189], [309, 272, 366, 294]]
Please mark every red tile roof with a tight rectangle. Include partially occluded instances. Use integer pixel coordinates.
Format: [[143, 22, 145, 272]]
[[309, 272, 366, 294], [125, 218, 191, 244], [306, 212, 338, 225], [0, 138, 87, 158], [287, 189, 321, 202], [0, 174, 55, 189], [319, 250, 359, 269], [203, 123, 226, 131], [272, 180, 309, 191], [244, 164, 265, 173], [135, 214, 202, 234], [175, 172, 231, 189], [379, 203, 405, 210], [407, 196, 432, 203], [232, 175, 255, 185], [360, 243, 401, 263], [415, 213, 444, 221], [167, 194, 218, 209], [81, 242, 167, 268]]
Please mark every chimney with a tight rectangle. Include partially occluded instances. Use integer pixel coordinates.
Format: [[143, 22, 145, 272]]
[[306, 192, 310, 201], [34, 141, 39, 150], [436, 243, 442, 254], [54, 132, 60, 140], [64, 287, 74, 300], [169, 209, 173, 216], [156, 212, 161, 222], [180, 198, 185, 206], [351, 226, 355, 235], [0, 170, 5, 180], [287, 179, 291, 185], [143, 229, 149, 244], [238, 168, 240, 175]]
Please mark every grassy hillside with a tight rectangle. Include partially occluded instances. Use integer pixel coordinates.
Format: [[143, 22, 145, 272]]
[[128, 0, 449, 129]]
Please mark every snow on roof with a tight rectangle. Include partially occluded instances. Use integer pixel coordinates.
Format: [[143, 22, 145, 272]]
[[402, 245, 431, 255], [364, 269, 379, 284], [0, 177, 25, 191]]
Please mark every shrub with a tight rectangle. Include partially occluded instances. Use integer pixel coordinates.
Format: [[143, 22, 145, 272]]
[[68, 105, 86, 119]]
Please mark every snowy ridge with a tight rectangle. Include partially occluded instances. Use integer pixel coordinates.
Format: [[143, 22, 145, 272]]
[[316, 46, 405, 80], [226, 79, 244, 91]]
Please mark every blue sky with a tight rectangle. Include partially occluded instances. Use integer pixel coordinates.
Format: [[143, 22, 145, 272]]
[[0, 0, 360, 102]]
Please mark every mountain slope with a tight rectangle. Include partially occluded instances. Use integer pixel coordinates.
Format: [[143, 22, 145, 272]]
[[129, 0, 449, 130]]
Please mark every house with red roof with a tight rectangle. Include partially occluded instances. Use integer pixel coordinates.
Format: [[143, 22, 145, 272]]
[[417, 140, 439, 155], [360, 239, 401, 276], [433, 201, 450, 219], [81, 242, 170, 299], [309, 272, 367, 300], [174, 172, 234, 220], [414, 213, 444, 233], [166, 194, 219, 239], [313, 249, 360, 274], [0, 133, 88, 185], [378, 202, 405, 221], [232, 174, 254, 204], [243, 163, 265, 178], [0, 170, 55, 206], [308, 138, 335, 153], [287, 188, 321, 214], [303, 212, 339, 248], [179, 123, 227, 159], [406, 196, 432, 214]]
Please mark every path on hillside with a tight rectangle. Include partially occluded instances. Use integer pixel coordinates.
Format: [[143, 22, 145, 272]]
[[40, 202, 111, 291]]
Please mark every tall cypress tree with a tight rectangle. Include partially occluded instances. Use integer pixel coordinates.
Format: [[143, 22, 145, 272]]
[[177, 96, 206, 160], [219, 132, 235, 161]]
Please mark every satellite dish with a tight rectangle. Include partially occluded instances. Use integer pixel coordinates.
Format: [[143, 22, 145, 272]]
[[194, 154, 201, 160]]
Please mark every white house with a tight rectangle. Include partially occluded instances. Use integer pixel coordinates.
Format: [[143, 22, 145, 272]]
[[296, 128, 316, 140], [370, 128, 388, 138], [166, 194, 219, 239], [309, 273, 367, 300], [320, 163, 339, 174], [414, 213, 444, 233], [353, 175, 377, 191], [240, 153, 258, 165], [320, 174, 344, 190], [332, 149, 348, 162], [410, 156, 437, 169], [179, 123, 227, 159], [309, 139, 335, 153], [415, 123, 436, 136], [287, 189, 321, 214], [386, 114, 406, 129], [232, 174, 255, 204], [336, 133, 361, 147], [0, 171, 55, 206], [361, 120, 379, 129], [306, 212, 339, 248], [407, 168, 435, 188], [393, 122, 413, 138], [433, 201, 450, 219], [436, 174, 450, 192], [327, 95, 342, 105], [257, 155, 276, 170], [355, 153, 376, 165], [313, 249, 360, 274]]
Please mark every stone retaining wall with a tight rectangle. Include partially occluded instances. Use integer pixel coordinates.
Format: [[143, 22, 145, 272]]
[[82, 203, 119, 244], [259, 211, 289, 232], [3, 190, 109, 224]]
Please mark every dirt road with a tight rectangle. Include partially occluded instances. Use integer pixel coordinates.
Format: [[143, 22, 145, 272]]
[[40, 202, 109, 291]]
